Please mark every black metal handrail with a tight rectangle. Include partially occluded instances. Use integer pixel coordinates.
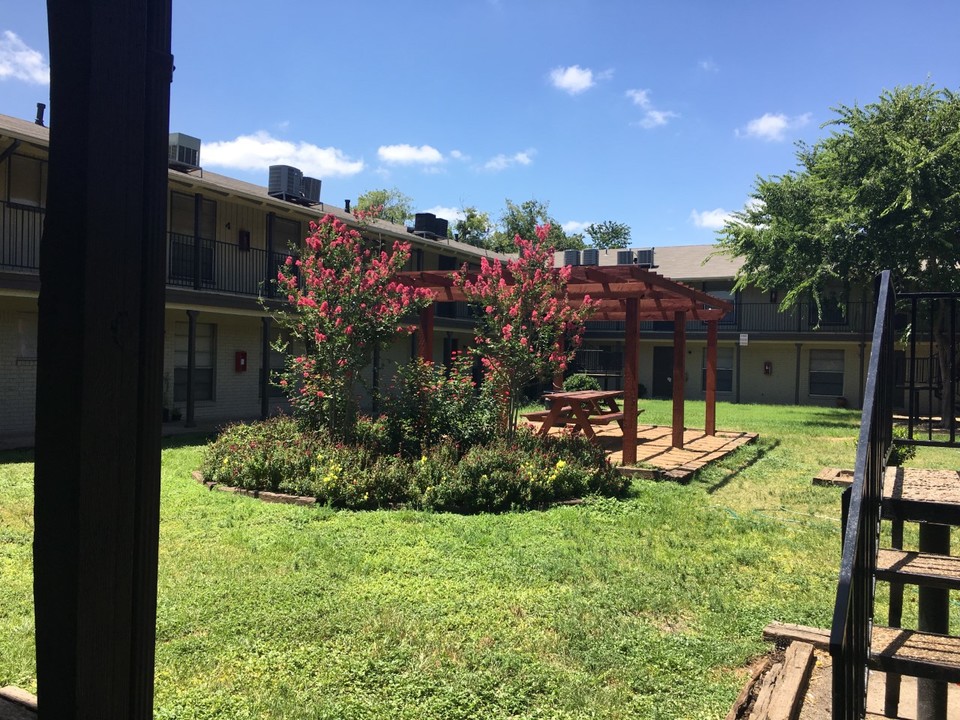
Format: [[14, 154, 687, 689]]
[[830, 271, 895, 719], [900, 292, 959, 447], [0, 200, 44, 270]]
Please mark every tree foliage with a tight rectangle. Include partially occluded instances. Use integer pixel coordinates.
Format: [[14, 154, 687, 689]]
[[271, 213, 432, 436], [454, 225, 598, 435], [355, 187, 415, 226], [718, 84, 960, 307], [487, 199, 585, 253], [585, 220, 632, 249], [453, 206, 492, 247]]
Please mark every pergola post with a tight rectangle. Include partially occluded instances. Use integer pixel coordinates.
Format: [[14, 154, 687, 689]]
[[705, 320, 718, 436], [622, 297, 640, 465], [672, 311, 687, 448], [418, 304, 435, 362], [34, 2, 172, 716]]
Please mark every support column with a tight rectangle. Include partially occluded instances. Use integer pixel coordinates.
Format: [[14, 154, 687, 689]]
[[622, 298, 639, 465], [34, 2, 172, 716], [418, 304, 435, 363], [672, 311, 686, 449], [265, 212, 275, 298], [917, 524, 950, 719], [705, 320, 718, 436], [192, 193, 202, 290], [185, 310, 197, 427], [795, 343, 803, 405], [260, 316, 271, 420]]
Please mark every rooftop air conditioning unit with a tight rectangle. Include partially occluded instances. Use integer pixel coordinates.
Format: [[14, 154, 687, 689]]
[[413, 213, 437, 238], [635, 248, 655, 268], [432, 217, 449, 238], [268, 165, 303, 201], [168, 133, 201, 171], [563, 249, 581, 266], [616, 250, 635, 265], [300, 177, 322, 204], [581, 248, 599, 266]]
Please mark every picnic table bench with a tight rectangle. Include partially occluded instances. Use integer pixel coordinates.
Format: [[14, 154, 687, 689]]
[[522, 389, 640, 441]]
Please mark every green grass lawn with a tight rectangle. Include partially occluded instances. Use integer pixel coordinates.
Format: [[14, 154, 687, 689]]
[[0, 401, 951, 718]]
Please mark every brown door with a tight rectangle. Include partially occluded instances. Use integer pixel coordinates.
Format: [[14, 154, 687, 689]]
[[652, 346, 673, 398]]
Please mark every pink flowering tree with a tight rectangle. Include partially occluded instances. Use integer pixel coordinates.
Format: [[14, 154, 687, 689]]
[[271, 211, 433, 437], [454, 225, 599, 435]]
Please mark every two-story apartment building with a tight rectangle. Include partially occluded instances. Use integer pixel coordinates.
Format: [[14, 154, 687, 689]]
[[0, 112, 506, 444], [559, 246, 878, 409]]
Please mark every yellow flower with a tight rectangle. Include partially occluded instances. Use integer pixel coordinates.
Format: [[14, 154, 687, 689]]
[[555, 459, 567, 469]]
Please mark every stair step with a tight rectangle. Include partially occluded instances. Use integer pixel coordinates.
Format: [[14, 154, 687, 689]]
[[876, 549, 960, 590], [869, 626, 960, 683], [882, 467, 960, 526]]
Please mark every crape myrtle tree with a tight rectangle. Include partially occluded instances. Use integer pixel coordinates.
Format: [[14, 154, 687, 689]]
[[271, 209, 433, 437], [355, 187, 415, 226], [487, 199, 585, 253], [718, 84, 960, 422], [455, 224, 599, 435]]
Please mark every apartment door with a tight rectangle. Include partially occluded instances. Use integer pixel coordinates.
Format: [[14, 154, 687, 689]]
[[652, 346, 674, 398]]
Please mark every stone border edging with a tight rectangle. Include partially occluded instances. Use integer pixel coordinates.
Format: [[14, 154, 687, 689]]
[[192, 471, 318, 506]]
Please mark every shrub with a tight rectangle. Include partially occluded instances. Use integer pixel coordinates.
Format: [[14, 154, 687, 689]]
[[563, 373, 601, 392]]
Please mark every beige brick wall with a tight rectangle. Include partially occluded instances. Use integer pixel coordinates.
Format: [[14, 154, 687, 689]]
[[0, 296, 39, 435]]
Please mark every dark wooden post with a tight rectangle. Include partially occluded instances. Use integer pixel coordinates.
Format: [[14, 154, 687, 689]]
[[260, 316, 271, 420], [553, 340, 564, 391], [265, 212, 275, 298], [672, 311, 686, 448], [185, 309, 197, 427], [705, 320, 718, 435], [34, 1, 172, 717], [622, 297, 640, 465], [418, 304, 435, 362]]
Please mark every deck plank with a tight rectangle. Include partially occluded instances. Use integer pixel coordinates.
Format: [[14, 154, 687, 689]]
[[870, 626, 960, 682]]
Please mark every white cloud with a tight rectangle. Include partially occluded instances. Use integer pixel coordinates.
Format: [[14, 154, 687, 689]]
[[422, 205, 465, 223], [378, 143, 444, 165], [483, 149, 535, 172], [625, 88, 651, 108], [0, 31, 49, 85], [549, 65, 596, 95], [698, 59, 719, 73], [690, 208, 733, 230], [638, 109, 679, 129], [562, 220, 591, 234], [737, 112, 812, 142], [202, 131, 364, 177], [626, 89, 678, 129], [449, 149, 467, 160]]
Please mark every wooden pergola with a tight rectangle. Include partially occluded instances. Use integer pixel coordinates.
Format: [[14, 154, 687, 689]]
[[398, 264, 734, 465]]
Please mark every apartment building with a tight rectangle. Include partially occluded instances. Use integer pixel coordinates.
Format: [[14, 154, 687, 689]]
[[0, 112, 506, 443]]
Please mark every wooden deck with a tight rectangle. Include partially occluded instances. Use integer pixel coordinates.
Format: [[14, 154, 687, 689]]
[[522, 419, 758, 481]]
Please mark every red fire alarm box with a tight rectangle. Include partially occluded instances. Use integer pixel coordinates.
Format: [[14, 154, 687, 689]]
[[235, 351, 247, 372]]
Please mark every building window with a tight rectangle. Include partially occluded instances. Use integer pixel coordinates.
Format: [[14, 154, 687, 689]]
[[809, 292, 847, 327], [16, 312, 38, 363], [174, 321, 216, 402], [701, 347, 734, 393], [809, 349, 844, 396], [8, 155, 46, 207]]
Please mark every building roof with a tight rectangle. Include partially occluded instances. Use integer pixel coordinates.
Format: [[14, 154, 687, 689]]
[[553, 244, 744, 283], [0, 112, 509, 263]]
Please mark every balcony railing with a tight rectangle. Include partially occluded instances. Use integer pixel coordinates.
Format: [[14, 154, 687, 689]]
[[166, 232, 281, 296], [586, 301, 875, 336], [0, 200, 44, 271]]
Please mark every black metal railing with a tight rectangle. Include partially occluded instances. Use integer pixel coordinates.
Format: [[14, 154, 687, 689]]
[[165, 233, 296, 297], [899, 292, 959, 447], [585, 301, 875, 336], [0, 200, 44, 270], [830, 271, 895, 719]]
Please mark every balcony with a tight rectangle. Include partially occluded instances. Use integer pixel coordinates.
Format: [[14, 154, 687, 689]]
[[166, 232, 287, 297], [585, 300, 875, 338], [0, 201, 43, 271]]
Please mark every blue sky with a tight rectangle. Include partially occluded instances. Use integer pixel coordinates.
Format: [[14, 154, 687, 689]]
[[2, 1, 959, 246]]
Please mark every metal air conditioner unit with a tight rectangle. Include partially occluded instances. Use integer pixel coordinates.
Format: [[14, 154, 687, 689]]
[[581, 248, 599, 266], [616, 250, 635, 265], [301, 177, 322, 204], [268, 165, 303, 202], [635, 248, 655, 268], [168, 133, 201, 171], [563, 249, 581, 266]]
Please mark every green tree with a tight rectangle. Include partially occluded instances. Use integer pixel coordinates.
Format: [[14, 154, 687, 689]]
[[585, 220, 631, 249], [355, 187, 414, 226], [453, 206, 492, 247], [718, 83, 960, 419], [487, 199, 585, 253]]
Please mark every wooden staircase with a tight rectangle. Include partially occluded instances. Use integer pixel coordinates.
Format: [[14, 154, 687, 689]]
[[861, 467, 960, 718]]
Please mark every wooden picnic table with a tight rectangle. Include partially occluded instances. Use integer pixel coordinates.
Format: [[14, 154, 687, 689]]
[[523, 389, 629, 440]]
